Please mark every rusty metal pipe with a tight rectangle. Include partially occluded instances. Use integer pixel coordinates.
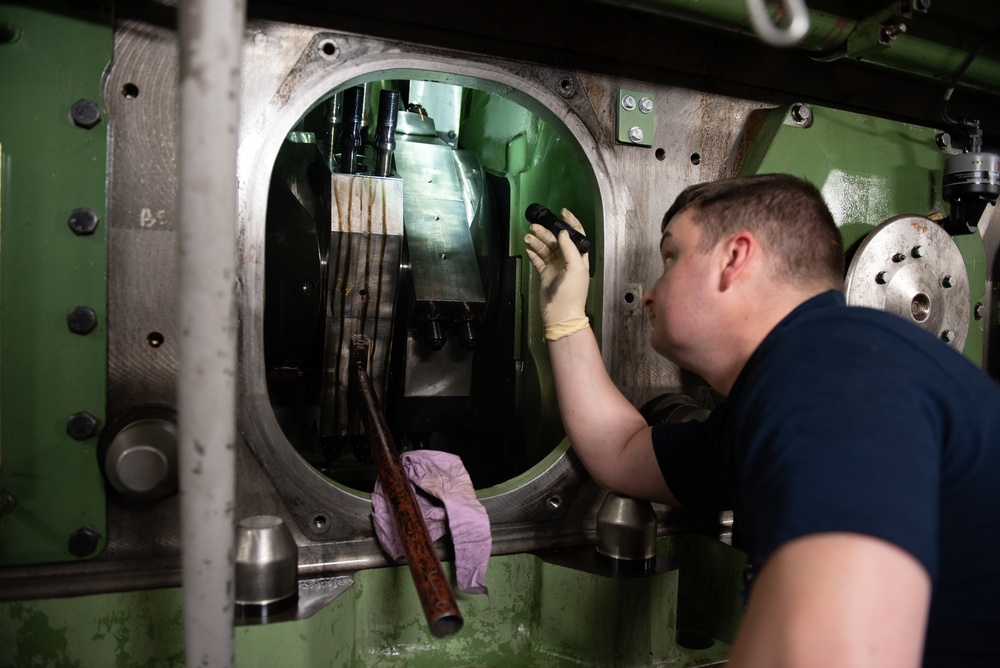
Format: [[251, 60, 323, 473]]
[[348, 336, 463, 639]]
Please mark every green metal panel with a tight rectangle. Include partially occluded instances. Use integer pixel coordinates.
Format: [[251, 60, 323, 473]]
[[0, 536, 745, 667], [0, 3, 110, 564], [738, 103, 986, 366], [460, 90, 599, 466]]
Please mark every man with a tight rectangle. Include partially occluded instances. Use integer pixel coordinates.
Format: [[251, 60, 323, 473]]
[[523, 173, 1000, 667]]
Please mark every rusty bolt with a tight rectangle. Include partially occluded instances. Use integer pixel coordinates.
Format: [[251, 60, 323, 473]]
[[68, 527, 100, 557], [67, 411, 100, 440], [67, 306, 98, 335], [67, 207, 99, 236], [69, 99, 101, 129]]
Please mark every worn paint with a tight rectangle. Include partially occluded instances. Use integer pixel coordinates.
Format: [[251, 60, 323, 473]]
[[0, 536, 743, 667]]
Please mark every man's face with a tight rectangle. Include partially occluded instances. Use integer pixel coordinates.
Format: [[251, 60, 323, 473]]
[[642, 209, 719, 366]]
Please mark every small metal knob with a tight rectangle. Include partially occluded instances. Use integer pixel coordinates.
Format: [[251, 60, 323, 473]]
[[104, 416, 178, 500]]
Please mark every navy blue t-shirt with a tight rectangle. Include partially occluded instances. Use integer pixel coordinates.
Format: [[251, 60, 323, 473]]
[[652, 290, 1000, 666]]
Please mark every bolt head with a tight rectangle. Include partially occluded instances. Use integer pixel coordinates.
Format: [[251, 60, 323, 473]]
[[935, 132, 951, 151], [790, 103, 812, 125], [67, 207, 99, 236], [67, 306, 98, 335], [68, 527, 100, 558], [621, 94, 637, 111], [892, 252, 907, 263], [941, 275, 955, 288], [638, 97, 654, 113], [875, 271, 889, 285], [975, 302, 985, 321], [912, 245, 925, 258], [67, 411, 100, 440], [70, 99, 101, 129], [941, 330, 956, 343], [628, 126, 644, 143]]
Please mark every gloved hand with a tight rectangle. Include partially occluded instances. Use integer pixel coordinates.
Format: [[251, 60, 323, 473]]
[[524, 208, 591, 341]]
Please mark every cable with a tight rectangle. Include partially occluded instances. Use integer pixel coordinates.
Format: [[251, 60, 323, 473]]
[[942, 22, 1000, 130]]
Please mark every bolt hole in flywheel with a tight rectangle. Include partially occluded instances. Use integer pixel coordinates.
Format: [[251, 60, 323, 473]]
[[845, 215, 970, 351]]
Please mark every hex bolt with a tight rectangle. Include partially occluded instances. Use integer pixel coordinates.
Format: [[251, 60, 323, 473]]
[[67, 306, 98, 335], [941, 330, 956, 343], [638, 97, 654, 113], [975, 302, 985, 321], [621, 94, 637, 111], [935, 132, 951, 151], [546, 495, 563, 511], [790, 103, 812, 126], [892, 252, 907, 263], [68, 527, 100, 558], [67, 411, 100, 440], [628, 126, 644, 143], [875, 271, 889, 285], [941, 275, 955, 288], [67, 207, 99, 236], [69, 99, 101, 129], [912, 245, 926, 258]]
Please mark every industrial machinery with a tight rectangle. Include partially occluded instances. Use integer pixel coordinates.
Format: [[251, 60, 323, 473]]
[[2, 0, 1000, 665]]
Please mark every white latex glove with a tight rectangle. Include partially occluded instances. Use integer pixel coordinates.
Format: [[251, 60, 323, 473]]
[[524, 208, 591, 341]]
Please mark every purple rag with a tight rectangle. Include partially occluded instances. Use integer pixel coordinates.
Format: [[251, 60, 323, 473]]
[[371, 450, 491, 595]]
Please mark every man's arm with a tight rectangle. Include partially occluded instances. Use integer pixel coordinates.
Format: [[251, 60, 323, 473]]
[[547, 329, 680, 506], [728, 532, 931, 668], [525, 210, 679, 506]]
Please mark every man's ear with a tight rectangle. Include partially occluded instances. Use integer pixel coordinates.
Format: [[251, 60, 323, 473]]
[[719, 231, 755, 291]]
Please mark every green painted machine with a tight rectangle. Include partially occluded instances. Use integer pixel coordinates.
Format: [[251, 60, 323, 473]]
[[2, 0, 999, 665]]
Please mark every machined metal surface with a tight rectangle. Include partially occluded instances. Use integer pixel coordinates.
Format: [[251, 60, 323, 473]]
[[397, 143, 486, 306], [846, 215, 971, 352]]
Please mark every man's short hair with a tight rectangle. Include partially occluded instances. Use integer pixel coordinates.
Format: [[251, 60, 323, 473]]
[[662, 173, 845, 289]]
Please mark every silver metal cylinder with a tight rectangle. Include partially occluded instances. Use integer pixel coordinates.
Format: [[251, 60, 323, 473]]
[[595, 493, 657, 566], [235, 516, 299, 615], [104, 416, 178, 500], [177, 0, 246, 664]]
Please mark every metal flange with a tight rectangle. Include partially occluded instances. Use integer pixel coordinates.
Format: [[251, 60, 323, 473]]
[[845, 214, 970, 352]]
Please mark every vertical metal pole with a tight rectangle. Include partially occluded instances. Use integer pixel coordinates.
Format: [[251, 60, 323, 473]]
[[177, 1, 245, 666]]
